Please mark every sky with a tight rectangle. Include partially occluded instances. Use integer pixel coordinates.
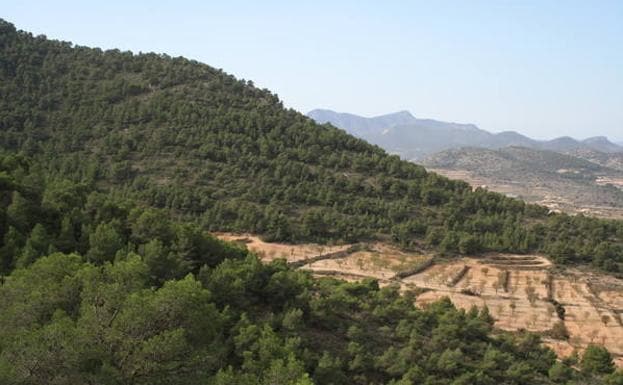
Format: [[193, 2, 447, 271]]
[[2, 1, 623, 141]]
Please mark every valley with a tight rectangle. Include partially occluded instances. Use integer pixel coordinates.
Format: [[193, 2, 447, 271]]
[[427, 167, 623, 219], [423, 147, 623, 219], [218, 233, 623, 367]]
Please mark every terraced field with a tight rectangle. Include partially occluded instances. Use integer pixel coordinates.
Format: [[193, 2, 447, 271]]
[[215, 232, 353, 262], [216, 233, 623, 365]]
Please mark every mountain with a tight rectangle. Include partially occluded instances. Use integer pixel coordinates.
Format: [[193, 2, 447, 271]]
[[0, 153, 571, 385], [371, 122, 505, 160], [423, 146, 623, 218], [308, 109, 623, 159], [567, 148, 623, 172], [1, 18, 623, 271], [309, 109, 498, 159], [582, 136, 623, 153], [310, 109, 623, 218], [486, 130, 537, 148], [1, 19, 623, 383], [538, 136, 623, 154], [307, 109, 417, 136], [423, 146, 609, 173]]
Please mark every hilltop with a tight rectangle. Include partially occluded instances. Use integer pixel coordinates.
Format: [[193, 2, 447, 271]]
[[1, 19, 623, 274]]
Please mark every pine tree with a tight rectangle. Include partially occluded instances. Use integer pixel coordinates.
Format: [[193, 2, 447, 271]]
[[16, 223, 50, 267]]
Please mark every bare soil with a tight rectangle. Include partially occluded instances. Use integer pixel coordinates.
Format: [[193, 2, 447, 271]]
[[214, 232, 352, 263], [214, 233, 623, 365]]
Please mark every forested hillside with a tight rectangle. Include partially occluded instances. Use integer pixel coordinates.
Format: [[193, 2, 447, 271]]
[[1, 18, 623, 277], [1, 152, 621, 385], [2, 18, 623, 384]]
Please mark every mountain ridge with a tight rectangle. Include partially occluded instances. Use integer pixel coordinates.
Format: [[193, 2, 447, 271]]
[[308, 109, 623, 159], [307, 109, 418, 136]]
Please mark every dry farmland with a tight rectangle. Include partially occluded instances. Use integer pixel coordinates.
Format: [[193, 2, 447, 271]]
[[214, 232, 352, 263], [215, 233, 623, 365]]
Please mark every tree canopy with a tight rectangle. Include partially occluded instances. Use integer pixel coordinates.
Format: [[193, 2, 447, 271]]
[[0, 19, 622, 275], [0, 19, 621, 384]]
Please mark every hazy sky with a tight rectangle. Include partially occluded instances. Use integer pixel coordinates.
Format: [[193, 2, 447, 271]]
[[3, 1, 623, 140]]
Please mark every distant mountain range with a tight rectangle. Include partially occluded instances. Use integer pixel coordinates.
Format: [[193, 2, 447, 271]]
[[308, 109, 623, 160]]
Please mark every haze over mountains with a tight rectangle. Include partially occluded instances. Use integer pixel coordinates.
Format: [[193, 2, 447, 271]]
[[308, 109, 623, 160]]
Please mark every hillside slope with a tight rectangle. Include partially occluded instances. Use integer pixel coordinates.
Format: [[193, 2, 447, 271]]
[[1, 19, 623, 384], [569, 148, 623, 172], [1, 153, 589, 385], [1, 19, 623, 275]]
